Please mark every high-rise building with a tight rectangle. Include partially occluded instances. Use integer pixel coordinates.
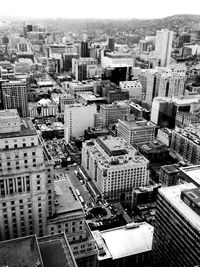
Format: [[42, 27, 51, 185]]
[[118, 117, 156, 145], [150, 97, 175, 128], [152, 183, 200, 267], [72, 58, 98, 81], [100, 102, 130, 127], [171, 124, 200, 165], [0, 109, 54, 241], [155, 29, 173, 67], [1, 80, 29, 117], [108, 37, 115, 52], [82, 136, 149, 202], [64, 104, 97, 143], [80, 41, 89, 57]]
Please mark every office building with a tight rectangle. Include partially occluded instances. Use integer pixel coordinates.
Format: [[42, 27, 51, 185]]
[[106, 87, 129, 104], [92, 222, 153, 267], [63, 53, 79, 71], [68, 81, 95, 97], [138, 140, 169, 163], [119, 80, 142, 101], [1, 80, 29, 117], [72, 58, 98, 81], [118, 116, 156, 145], [157, 128, 172, 147], [107, 37, 115, 52], [100, 102, 130, 127], [128, 102, 150, 121], [0, 233, 78, 267], [82, 136, 149, 202], [171, 124, 200, 165], [159, 164, 180, 186], [131, 184, 160, 209], [81, 41, 90, 57], [178, 165, 200, 187], [47, 179, 98, 267], [152, 183, 200, 267], [64, 104, 97, 143], [0, 109, 55, 241], [150, 97, 175, 128], [155, 29, 173, 67]]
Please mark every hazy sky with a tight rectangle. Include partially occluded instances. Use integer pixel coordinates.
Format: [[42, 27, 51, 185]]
[[1, 0, 200, 19]]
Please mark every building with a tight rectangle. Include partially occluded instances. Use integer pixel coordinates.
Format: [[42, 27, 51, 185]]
[[0, 109, 55, 241], [63, 53, 79, 71], [29, 99, 58, 118], [68, 81, 95, 97], [92, 222, 153, 267], [72, 58, 98, 81], [82, 136, 149, 202], [100, 102, 130, 127], [152, 183, 200, 267], [171, 124, 200, 165], [1, 80, 29, 117], [155, 29, 173, 67], [81, 41, 90, 57], [178, 165, 200, 187], [128, 102, 150, 121], [156, 128, 172, 147], [131, 184, 160, 209], [47, 179, 98, 267], [150, 97, 175, 128], [0, 233, 78, 267], [118, 117, 156, 145], [77, 92, 106, 107], [106, 87, 129, 104], [108, 37, 115, 52], [138, 140, 169, 163], [64, 104, 97, 143], [119, 80, 142, 101], [159, 164, 180, 186]]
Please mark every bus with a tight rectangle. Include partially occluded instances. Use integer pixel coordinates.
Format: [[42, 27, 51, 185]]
[[75, 189, 81, 197]]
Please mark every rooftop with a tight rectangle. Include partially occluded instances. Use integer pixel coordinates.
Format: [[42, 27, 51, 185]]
[[38, 234, 77, 267], [118, 118, 155, 129], [159, 183, 200, 230], [0, 235, 44, 267], [94, 222, 153, 260], [180, 165, 200, 186], [161, 164, 179, 173], [54, 179, 83, 215], [0, 118, 37, 139]]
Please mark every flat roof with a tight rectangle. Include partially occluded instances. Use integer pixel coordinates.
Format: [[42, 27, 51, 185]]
[[100, 222, 153, 260], [119, 119, 155, 129], [54, 179, 83, 215], [0, 235, 43, 267], [0, 109, 19, 118], [39, 234, 77, 267], [159, 183, 200, 230], [0, 118, 37, 139], [180, 165, 200, 186], [161, 164, 179, 173]]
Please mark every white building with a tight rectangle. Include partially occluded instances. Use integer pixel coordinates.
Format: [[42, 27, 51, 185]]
[[155, 29, 173, 67], [0, 109, 55, 241], [119, 80, 142, 101], [82, 136, 149, 202], [64, 104, 97, 143]]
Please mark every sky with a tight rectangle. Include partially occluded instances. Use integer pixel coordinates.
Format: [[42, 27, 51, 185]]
[[0, 0, 200, 19]]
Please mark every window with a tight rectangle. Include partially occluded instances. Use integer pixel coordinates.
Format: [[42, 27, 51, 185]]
[[24, 153, 27, 157], [32, 152, 35, 156]]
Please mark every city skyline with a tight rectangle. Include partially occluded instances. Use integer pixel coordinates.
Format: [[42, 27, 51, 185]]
[[0, 0, 200, 20]]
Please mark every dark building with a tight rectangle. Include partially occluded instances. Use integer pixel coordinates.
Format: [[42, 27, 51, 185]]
[[81, 41, 89, 57], [159, 164, 180, 186], [108, 37, 115, 52], [63, 53, 79, 71], [107, 88, 129, 104]]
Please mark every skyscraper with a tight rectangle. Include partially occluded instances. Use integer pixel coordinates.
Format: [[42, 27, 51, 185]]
[[152, 183, 200, 267], [81, 41, 89, 57], [155, 29, 173, 67], [108, 37, 115, 52], [1, 80, 29, 117], [0, 109, 54, 241]]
